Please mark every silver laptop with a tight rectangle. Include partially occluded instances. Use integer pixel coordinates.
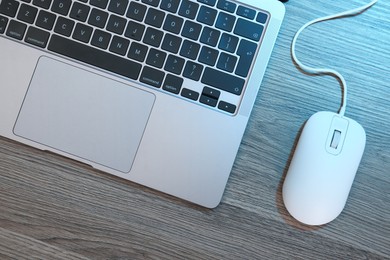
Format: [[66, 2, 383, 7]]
[[0, 0, 285, 208]]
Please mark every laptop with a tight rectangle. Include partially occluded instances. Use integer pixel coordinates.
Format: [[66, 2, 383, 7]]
[[0, 0, 285, 208]]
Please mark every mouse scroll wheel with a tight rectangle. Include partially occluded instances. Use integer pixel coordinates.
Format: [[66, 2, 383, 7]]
[[330, 130, 342, 149]]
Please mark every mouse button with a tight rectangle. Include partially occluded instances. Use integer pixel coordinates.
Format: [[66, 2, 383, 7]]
[[326, 116, 349, 155]]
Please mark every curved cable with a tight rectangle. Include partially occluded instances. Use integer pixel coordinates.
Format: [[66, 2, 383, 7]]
[[291, 0, 378, 116]]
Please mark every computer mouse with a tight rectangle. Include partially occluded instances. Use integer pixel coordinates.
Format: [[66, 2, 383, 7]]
[[282, 111, 366, 225]]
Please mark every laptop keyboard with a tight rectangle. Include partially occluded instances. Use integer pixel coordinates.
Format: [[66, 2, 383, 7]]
[[0, 0, 269, 114]]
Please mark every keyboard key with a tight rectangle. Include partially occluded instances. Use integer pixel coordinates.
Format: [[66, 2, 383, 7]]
[[217, 52, 237, 72], [182, 20, 202, 40], [54, 16, 74, 36], [200, 95, 218, 107], [32, 0, 51, 9], [256, 12, 268, 24], [90, 0, 108, 9], [178, 0, 199, 20], [160, 0, 180, 13], [107, 14, 127, 34], [197, 5, 217, 26], [215, 12, 235, 32], [202, 86, 220, 99], [236, 39, 257, 77], [0, 0, 19, 17], [72, 23, 93, 43], [163, 14, 183, 34], [36, 10, 56, 30], [88, 8, 108, 28], [128, 42, 148, 62], [183, 61, 203, 81], [217, 0, 236, 13], [109, 35, 130, 56], [6, 20, 26, 40], [198, 46, 218, 66], [25, 26, 50, 48], [200, 27, 220, 47], [236, 5, 256, 20], [140, 66, 165, 88], [17, 4, 38, 24], [146, 48, 167, 68], [234, 18, 264, 42], [91, 29, 111, 49], [145, 8, 165, 28], [48, 34, 142, 80], [0, 15, 8, 33], [70, 2, 90, 22], [181, 88, 199, 101], [125, 21, 145, 41], [180, 40, 200, 60], [197, 0, 217, 6], [51, 0, 71, 16], [164, 54, 185, 75], [218, 33, 238, 53], [141, 0, 160, 7], [127, 2, 147, 22], [218, 100, 236, 113], [161, 33, 182, 54], [108, 0, 128, 15], [201, 67, 245, 95], [163, 74, 183, 94], [143, 27, 163, 47]]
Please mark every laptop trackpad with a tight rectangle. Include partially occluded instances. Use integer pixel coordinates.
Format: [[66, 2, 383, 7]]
[[14, 57, 155, 173]]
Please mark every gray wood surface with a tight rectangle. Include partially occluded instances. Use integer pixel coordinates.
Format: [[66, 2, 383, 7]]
[[1, 0, 389, 259]]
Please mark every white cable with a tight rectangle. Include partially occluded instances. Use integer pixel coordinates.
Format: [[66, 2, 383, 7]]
[[291, 0, 378, 116]]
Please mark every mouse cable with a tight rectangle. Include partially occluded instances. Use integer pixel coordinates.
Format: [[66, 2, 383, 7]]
[[291, 0, 378, 116]]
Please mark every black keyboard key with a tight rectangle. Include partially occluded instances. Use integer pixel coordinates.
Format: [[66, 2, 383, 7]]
[[198, 46, 218, 66], [91, 29, 111, 49], [72, 23, 93, 43], [236, 39, 257, 77], [160, 0, 180, 13], [0, 15, 8, 33], [215, 12, 235, 32], [256, 12, 268, 24], [127, 2, 147, 22], [90, 0, 108, 9], [108, 0, 128, 15], [88, 8, 108, 28], [48, 34, 142, 80], [17, 4, 38, 24], [217, 0, 236, 13], [69, 2, 90, 22], [140, 66, 165, 88], [163, 74, 183, 94], [36, 10, 56, 30], [145, 8, 165, 28], [217, 52, 237, 73], [141, 0, 160, 7], [125, 21, 145, 41], [197, 0, 217, 6], [109, 35, 130, 56], [25, 26, 50, 48], [200, 95, 218, 107], [107, 14, 127, 34], [54, 16, 74, 36], [218, 33, 238, 53], [143, 27, 163, 47], [164, 54, 185, 75], [51, 0, 71, 16], [0, 0, 19, 17], [161, 33, 182, 54], [163, 14, 183, 34], [202, 86, 220, 99], [183, 61, 203, 81], [128, 42, 148, 62], [33, 0, 52, 9], [178, 0, 199, 20], [234, 18, 264, 42], [236, 5, 256, 20], [182, 20, 202, 40], [6, 20, 26, 40], [181, 88, 199, 101], [197, 5, 217, 26], [146, 48, 167, 68], [180, 40, 200, 60], [218, 100, 236, 113], [201, 67, 245, 95], [200, 27, 220, 47]]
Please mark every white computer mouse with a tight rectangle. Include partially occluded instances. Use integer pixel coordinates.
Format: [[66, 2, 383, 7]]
[[282, 111, 366, 225]]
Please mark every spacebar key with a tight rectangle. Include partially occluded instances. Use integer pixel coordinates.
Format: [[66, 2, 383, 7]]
[[48, 35, 142, 80]]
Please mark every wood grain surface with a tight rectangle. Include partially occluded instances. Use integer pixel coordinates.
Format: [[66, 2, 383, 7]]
[[1, 0, 389, 259]]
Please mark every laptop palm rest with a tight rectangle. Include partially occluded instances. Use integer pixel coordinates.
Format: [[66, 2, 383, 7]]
[[14, 56, 155, 173]]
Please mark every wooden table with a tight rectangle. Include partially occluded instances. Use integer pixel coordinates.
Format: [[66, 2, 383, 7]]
[[1, 1, 389, 259]]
